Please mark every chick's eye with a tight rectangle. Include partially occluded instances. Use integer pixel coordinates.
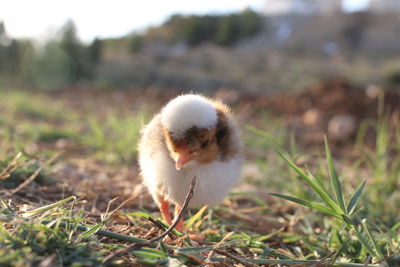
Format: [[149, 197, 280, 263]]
[[200, 139, 210, 149]]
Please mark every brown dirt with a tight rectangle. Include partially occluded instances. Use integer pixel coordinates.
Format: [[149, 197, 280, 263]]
[[3, 80, 398, 265], [253, 79, 400, 120], [238, 79, 400, 149]]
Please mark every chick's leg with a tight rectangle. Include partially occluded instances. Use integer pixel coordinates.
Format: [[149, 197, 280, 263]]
[[174, 205, 186, 231], [156, 194, 172, 225]]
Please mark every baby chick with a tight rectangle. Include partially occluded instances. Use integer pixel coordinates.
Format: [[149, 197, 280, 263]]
[[138, 94, 242, 230]]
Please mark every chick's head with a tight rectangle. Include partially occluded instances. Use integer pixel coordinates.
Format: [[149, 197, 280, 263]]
[[160, 94, 226, 170], [164, 126, 221, 170]]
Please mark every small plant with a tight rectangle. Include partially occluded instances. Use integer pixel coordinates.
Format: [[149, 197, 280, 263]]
[[0, 196, 106, 266], [0, 154, 53, 189], [271, 137, 393, 266], [80, 111, 148, 164], [355, 93, 400, 225]]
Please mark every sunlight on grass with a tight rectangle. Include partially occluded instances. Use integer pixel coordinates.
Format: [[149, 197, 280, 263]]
[[0, 196, 106, 266], [1, 88, 399, 266], [354, 94, 400, 225], [81, 111, 149, 164], [271, 137, 395, 266], [0, 89, 149, 165]]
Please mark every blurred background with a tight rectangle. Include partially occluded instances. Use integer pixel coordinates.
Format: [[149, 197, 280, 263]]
[[1, 0, 400, 92], [1, 0, 400, 152], [1, 2, 400, 265]]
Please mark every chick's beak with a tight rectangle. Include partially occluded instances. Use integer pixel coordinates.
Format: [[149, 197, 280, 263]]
[[175, 149, 193, 170]]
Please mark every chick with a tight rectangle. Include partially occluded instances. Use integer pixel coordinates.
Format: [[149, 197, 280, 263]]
[[138, 94, 242, 230]]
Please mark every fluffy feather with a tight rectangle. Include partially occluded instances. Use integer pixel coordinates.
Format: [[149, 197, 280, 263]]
[[161, 94, 217, 139], [138, 94, 242, 209]]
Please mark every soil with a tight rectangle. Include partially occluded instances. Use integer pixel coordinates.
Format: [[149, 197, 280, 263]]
[[237, 79, 400, 149], [54, 79, 400, 151], [3, 80, 399, 265]]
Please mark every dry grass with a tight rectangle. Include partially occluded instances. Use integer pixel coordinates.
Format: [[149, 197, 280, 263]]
[[0, 87, 399, 266]]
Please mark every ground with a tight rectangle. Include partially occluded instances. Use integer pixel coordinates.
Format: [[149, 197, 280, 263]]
[[0, 81, 399, 266]]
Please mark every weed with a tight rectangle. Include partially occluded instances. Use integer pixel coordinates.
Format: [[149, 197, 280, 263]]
[[271, 137, 397, 266], [0, 155, 54, 189], [81, 111, 149, 164], [0, 196, 106, 266], [355, 93, 400, 225], [1, 88, 399, 266]]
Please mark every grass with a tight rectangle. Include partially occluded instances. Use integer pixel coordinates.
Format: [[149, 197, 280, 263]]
[[354, 95, 400, 225], [0, 89, 148, 165], [81, 111, 148, 165], [271, 138, 390, 265], [0, 196, 107, 266], [1, 193, 391, 266], [0, 88, 399, 266]]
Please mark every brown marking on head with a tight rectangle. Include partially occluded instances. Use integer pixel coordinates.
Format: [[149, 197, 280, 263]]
[[162, 98, 241, 167], [214, 103, 241, 161], [163, 125, 220, 166]]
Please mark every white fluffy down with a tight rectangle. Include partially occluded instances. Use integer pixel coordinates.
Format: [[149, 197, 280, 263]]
[[140, 142, 241, 207], [161, 94, 217, 138], [167, 158, 242, 206]]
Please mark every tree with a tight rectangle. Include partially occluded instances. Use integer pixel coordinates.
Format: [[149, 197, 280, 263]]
[[182, 15, 216, 46], [0, 22, 8, 73], [129, 35, 143, 53], [161, 11, 263, 47], [27, 43, 73, 90], [0, 21, 21, 75], [59, 20, 92, 81], [341, 12, 370, 52], [88, 38, 102, 64], [215, 15, 240, 46], [215, 9, 262, 46], [240, 8, 263, 38]]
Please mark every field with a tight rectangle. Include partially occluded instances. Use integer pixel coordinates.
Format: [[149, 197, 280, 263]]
[[1, 83, 400, 266]]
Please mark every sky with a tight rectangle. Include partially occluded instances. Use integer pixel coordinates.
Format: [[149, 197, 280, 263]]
[[0, 0, 370, 43]]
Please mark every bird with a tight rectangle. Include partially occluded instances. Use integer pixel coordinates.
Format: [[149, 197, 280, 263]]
[[138, 94, 242, 231]]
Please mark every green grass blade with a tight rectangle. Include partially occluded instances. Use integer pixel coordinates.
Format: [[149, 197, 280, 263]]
[[340, 214, 354, 226], [87, 117, 105, 147], [81, 222, 104, 238], [185, 205, 207, 229], [133, 248, 168, 265], [361, 219, 386, 261], [0, 197, 18, 216], [260, 247, 273, 258], [255, 227, 284, 242], [391, 221, 400, 231], [177, 246, 215, 253], [351, 228, 377, 258], [41, 220, 146, 243], [324, 136, 347, 214], [275, 150, 341, 213], [305, 167, 326, 192], [330, 240, 350, 264], [245, 124, 284, 148], [21, 196, 76, 218], [132, 248, 167, 258], [270, 193, 341, 218], [347, 181, 366, 216]]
